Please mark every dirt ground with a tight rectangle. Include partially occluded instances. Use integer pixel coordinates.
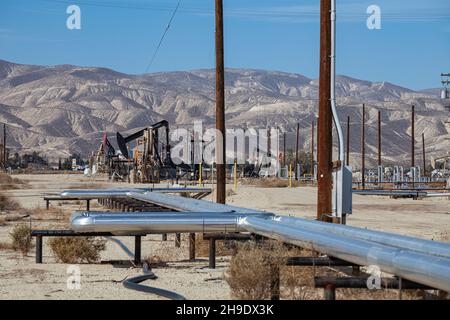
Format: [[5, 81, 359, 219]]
[[0, 173, 449, 300]]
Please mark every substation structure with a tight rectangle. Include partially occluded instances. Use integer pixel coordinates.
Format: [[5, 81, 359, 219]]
[[31, 187, 450, 300]]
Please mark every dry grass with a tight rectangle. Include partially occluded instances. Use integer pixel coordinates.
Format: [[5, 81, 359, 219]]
[[224, 241, 428, 300], [241, 177, 303, 188], [48, 237, 106, 263], [65, 183, 108, 190], [434, 231, 450, 243], [144, 255, 168, 268], [27, 207, 71, 222], [0, 241, 13, 250], [10, 224, 32, 256], [194, 234, 235, 258], [225, 241, 309, 300], [0, 192, 20, 212], [0, 173, 28, 190]]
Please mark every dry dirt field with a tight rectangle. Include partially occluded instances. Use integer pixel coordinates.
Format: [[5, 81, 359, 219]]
[[0, 173, 449, 300]]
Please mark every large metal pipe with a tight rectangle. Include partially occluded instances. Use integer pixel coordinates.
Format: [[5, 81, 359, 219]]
[[71, 212, 243, 234], [128, 191, 269, 215], [275, 216, 450, 259], [239, 216, 450, 292], [60, 188, 212, 199]]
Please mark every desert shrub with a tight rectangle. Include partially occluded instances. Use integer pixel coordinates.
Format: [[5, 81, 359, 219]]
[[0, 192, 19, 211], [226, 189, 236, 197], [241, 177, 303, 188], [48, 237, 106, 263], [0, 241, 13, 250], [10, 224, 32, 256], [27, 207, 70, 222], [225, 241, 286, 300], [144, 255, 168, 268], [194, 234, 235, 257], [225, 241, 312, 300], [0, 173, 27, 190]]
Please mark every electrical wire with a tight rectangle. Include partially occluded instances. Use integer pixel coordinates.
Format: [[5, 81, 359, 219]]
[[144, 0, 182, 73]]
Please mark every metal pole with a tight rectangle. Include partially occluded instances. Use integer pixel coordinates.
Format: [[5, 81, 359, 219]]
[[209, 237, 216, 269], [215, 0, 226, 204], [270, 264, 280, 300], [189, 233, 195, 261], [175, 233, 181, 247], [324, 284, 336, 300], [36, 235, 43, 264], [317, 0, 333, 220], [134, 235, 141, 265], [290, 162, 293, 187], [295, 123, 299, 180], [346, 116, 350, 166], [378, 110, 382, 166], [422, 133, 426, 178], [361, 104, 366, 189]]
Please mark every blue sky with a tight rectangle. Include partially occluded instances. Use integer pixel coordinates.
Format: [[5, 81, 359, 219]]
[[0, 0, 449, 90]]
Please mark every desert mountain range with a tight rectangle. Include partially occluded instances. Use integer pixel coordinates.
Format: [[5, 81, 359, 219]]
[[0, 59, 448, 168]]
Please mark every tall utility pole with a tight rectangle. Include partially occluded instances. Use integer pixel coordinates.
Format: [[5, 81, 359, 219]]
[[295, 123, 299, 180], [377, 110, 382, 166], [422, 133, 426, 177], [361, 104, 366, 189], [311, 119, 315, 176], [215, 0, 226, 204], [1, 123, 5, 172], [317, 0, 333, 220], [346, 116, 350, 166], [283, 132, 286, 167], [411, 105, 415, 169]]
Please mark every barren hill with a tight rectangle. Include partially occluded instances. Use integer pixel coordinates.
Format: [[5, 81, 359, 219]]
[[0, 59, 448, 167]]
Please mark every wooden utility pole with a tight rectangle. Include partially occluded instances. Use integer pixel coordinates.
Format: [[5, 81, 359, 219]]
[[283, 132, 286, 167], [411, 105, 415, 169], [317, 0, 333, 220], [346, 116, 350, 166], [422, 133, 426, 177], [2, 124, 6, 172], [361, 104, 366, 189], [377, 110, 382, 166], [295, 123, 299, 180], [311, 119, 315, 176], [215, 0, 226, 204]]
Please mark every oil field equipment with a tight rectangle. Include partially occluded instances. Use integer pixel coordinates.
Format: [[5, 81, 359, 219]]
[[116, 120, 175, 183]]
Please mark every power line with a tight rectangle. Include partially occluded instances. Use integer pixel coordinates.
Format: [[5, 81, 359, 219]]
[[145, 0, 182, 73]]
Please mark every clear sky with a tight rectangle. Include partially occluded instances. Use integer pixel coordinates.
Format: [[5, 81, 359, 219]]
[[0, 0, 449, 90]]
